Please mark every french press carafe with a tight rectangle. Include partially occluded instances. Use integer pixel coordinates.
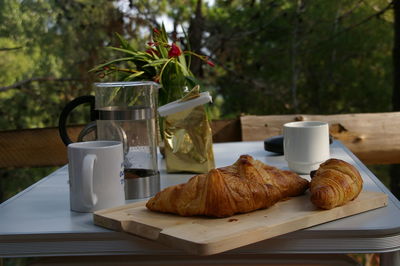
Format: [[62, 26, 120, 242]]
[[59, 81, 161, 199]]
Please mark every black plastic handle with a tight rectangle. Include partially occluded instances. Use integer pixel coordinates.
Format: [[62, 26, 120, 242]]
[[58, 95, 96, 146]]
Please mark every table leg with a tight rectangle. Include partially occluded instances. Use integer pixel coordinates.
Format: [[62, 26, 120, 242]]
[[380, 251, 400, 266]]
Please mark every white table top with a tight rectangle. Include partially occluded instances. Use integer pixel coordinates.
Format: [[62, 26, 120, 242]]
[[1, 141, 400, 257]]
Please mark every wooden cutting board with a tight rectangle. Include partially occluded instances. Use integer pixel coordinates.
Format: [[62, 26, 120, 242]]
[[93, 190, 388, 256]]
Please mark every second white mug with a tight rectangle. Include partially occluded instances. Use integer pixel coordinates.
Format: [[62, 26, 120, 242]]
[[283, 121, 330, 174]]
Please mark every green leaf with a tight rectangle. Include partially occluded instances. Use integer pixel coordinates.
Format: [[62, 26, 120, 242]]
[[185, 76, 199, 88], [155, 42, 169, 59], [160, 23, 169, 42], [176, 59, 195, 78], [181, 26, 192, 67], [124, 71, 145, 80], [115, 32, 131, 50], [107, 46, 140, 56], [158, 58, 174, 81], [88, 57, 135, 72], [143, 58, 169, 67]]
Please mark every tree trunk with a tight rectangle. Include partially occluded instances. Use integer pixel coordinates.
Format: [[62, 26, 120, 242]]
[[290, 0, 305, 113], [188, 0, 204, 79], [393, 0, 400, 111], [390, 0, 400, 199]]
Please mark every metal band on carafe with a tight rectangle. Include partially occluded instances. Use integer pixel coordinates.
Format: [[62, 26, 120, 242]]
[[97, 106, 153, 120]]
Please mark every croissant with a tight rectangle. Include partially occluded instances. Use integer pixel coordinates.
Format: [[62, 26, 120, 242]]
[[146, 155, 309, 217], [310, 158, 363, 210]]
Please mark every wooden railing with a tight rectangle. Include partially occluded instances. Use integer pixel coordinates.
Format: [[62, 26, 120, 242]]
[[0, 121, 241, 168], [0, 112, 399, 168], [241, 112, 400, 165]]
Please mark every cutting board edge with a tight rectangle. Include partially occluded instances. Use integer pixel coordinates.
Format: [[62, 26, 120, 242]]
[[155, 191, 388, 256], [93, 201, 147, 232], [93, 191, 388, 256]]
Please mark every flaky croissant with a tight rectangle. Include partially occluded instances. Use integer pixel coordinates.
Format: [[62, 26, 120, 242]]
[[310, 158, 363, 210], [146, 155, 309, 217]]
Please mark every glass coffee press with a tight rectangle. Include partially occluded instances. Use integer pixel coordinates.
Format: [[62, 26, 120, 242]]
[[59, 81, 161, 199]]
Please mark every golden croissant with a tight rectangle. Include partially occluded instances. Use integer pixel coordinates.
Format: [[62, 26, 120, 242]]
[[146, 155, 309, 217], [310, 158, 363, 210]]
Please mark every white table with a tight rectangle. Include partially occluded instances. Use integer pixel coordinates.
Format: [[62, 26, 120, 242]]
[[1, 141, 400, 265]]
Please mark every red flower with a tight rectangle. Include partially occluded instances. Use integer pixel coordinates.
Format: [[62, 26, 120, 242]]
[[153, 28, 160, 35], [168, 43, 182, 58], [147, 41, 155, 46], [207, 60, 215, 67]]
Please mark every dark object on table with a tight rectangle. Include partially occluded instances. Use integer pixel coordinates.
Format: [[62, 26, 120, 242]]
[[264, 135, 285, 154], [264, 135, 333, 155]]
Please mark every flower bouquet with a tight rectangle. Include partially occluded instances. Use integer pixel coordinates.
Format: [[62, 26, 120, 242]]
[[91, 24, 214, 107], [91, 24, 215, 173]]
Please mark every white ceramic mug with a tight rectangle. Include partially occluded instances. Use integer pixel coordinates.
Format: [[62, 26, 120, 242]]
[[283, 121, 330, 174], [68, 141, 125, 212]]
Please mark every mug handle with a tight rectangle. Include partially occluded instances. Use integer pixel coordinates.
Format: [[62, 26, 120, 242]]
[[82, 154, 98, 208], [58, 95, 96, 145]]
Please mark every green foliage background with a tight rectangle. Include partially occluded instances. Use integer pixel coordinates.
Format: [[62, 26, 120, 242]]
[[0, 0, 395, 199], [0, 0, 394, 130], [204, 0, 393, 116]]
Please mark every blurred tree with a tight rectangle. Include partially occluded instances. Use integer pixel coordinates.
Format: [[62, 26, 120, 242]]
[[0, 0, 395, 126], [0, 0, 125, 130], [203, 0, 394, 116], [393, 0, 400, 111]]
